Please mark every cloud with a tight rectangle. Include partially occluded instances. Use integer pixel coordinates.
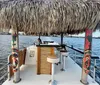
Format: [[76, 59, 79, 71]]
[[72, 30, 100, 37]]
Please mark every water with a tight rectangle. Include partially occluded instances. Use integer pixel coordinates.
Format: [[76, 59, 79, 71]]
[[0, 35, 100, 84]]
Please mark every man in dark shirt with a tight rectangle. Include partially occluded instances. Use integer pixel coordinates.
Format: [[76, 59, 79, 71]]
[[38, 38, 42, 44]]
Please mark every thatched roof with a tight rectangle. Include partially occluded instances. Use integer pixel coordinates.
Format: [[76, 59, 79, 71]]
[[0, 0, 100, 35]]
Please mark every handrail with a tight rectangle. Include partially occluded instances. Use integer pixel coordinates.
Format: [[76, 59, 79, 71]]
[[0, 64, 8, 82], [66, 44, 100, 82], [66, 45, 100, 59], [0, 56, 9, 83], [66, 45, 84, 54], [0, 58, 7, 60], [0, 63, 8, 71], [0, 63, 8, 82], [0, 73, 8, 81], [95, 66, 100, 70]]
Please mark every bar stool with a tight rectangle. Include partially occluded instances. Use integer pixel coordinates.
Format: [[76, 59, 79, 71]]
[[56, 47, 63, 64], [47, 56, 59, 85], [60, 50, 69, 71]]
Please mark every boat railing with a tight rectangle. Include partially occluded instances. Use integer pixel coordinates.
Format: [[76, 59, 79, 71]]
[[0, 61, 8, 84], [0, 58, 7, 64], [0, 54, 12, 84], [66, 45, 100, 82]]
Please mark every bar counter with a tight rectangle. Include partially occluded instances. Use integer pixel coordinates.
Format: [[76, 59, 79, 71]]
[[36, 43, 61, 75]]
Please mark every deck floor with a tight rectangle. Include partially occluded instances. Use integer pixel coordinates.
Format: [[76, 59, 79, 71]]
[[3, 57, 98, 85]]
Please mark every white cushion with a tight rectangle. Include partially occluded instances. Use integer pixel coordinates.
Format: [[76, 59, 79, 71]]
[[48, 42, 59, 45], [61, 52, 69, 56], [47, 57, 59, 63]]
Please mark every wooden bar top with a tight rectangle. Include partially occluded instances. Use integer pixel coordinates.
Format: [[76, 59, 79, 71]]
[[36, 44, 66, 47], [36, 44, 61, 47]]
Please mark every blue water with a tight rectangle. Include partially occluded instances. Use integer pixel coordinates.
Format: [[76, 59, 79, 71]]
[[0, 35, 100, 58], [0, 35, 100, 84]]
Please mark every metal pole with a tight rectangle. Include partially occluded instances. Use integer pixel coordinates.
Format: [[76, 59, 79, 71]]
[[64, 55, 66, 70], [11, 29, 21, 83], [52, 63, 55, 83], [8, 55, 11, 81], [39, 32, 40, 39], [61, 32, 63, 45], [93, 59, 96, 82], [81, 28, 92, 85], [61, 54, 64, 71], [74, 51, 76, 63]]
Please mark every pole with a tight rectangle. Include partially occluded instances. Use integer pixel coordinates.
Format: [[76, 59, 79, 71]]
[[80, 28, 92, 85], [52, 63, 55, 83], [93, 59, 96, 82], [61, 32, 63, 45], [39, 32, 40, 39], [11, 29, 21, 83], [8, 55, 11, 81]]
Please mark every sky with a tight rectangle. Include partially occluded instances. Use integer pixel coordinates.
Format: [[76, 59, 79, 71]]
[[72, 30, 100, 37]]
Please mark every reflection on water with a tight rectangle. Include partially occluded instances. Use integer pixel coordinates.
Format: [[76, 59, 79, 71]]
[[0, 35, 100, 84]]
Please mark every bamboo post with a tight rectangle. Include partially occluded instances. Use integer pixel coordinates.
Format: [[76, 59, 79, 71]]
[[11, 29, 21, 83], [80, 28, 92, 85]]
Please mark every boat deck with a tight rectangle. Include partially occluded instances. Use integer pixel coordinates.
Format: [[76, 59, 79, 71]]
[[3, 57, 98, 85]]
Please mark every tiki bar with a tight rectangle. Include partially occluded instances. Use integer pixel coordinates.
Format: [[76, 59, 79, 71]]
[[0, 0, 100, 85]]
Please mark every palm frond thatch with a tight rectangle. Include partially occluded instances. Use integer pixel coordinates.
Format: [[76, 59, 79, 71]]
[[0, 0, 100, 35]]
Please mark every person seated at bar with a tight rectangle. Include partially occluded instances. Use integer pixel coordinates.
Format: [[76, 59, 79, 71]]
[[34, 38, 42, 45], [38, 38, 42, 44]]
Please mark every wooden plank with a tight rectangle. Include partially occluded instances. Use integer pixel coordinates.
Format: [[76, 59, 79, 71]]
[[37, 47, 41, 74], [40, 47, 51, 74], [9, 55, 14, 77], [37, 47, 56, 75], [23, 49, 26, 64], [41, 47, 51, 74], [19, 50, 23, 66], [51, 47, 55, 55], [41, 51, 51, 55]]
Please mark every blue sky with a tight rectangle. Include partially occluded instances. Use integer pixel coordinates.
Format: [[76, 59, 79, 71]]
[[72, 30, 100, 37]]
